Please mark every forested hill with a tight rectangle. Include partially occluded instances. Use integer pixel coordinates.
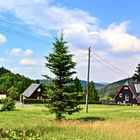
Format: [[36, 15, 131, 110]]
[[98, 78, 131, 97], [80, 80, 106, 88], [37, 79, 106, 89], [0, 67, 34, 96]]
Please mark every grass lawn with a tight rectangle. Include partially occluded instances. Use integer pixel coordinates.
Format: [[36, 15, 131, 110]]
[[1, 104, 140, 139]]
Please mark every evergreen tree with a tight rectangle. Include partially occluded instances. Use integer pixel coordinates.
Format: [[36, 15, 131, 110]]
[[8, 87, 19, 101], [84, 81, 99, 102], [45, 34, 82, 119], [73, 77, 83, 92], [132, 64, 140, 81]]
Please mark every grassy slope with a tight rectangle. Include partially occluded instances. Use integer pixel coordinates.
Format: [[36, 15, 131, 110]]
[[1, 104, 140, 140]]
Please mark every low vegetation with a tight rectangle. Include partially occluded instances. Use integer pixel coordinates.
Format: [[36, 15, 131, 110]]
[[1, 97, 15, 111], [1, 104, 140, 140]]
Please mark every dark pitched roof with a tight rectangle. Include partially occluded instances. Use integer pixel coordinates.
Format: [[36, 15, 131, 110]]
[[22, 83, 40, 97], [0, 91, 7, 95]]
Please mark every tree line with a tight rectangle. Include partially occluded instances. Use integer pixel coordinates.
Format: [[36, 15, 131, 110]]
[[0, 67, 34, 100]]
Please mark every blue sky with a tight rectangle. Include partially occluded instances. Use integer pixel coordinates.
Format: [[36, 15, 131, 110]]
[[0, 0, 140, 83]]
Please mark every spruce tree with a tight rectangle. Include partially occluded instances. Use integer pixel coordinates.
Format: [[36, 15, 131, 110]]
[[45, 34, 82, 119], [132, 64, 140, 81], [84, 81, 99, 103], [73, 77, 83, 92]]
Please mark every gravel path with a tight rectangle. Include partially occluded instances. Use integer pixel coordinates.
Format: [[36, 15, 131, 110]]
[[0, 103, 32, 108]]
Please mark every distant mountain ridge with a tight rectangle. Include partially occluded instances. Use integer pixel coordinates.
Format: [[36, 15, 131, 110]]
[[98, 78, 131, 97], [37, 79, 106, 89], [80, 80, 106, 88]]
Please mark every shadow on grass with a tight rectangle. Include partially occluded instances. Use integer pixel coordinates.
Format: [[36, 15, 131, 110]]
[[66, 116, 105, 122], [77, 116, 105, 122]]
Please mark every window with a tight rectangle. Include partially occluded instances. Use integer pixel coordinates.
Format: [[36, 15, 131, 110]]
[[133, 95, 135, 99], [119, 93, 122, 98], [117, 101, 122, 104], [125, 94, 129, 101], [124, 87, 128, 90]]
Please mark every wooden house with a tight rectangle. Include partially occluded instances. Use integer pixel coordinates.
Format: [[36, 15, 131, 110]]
[[114, 81, 140, 105], [21, 83, 46, 101]]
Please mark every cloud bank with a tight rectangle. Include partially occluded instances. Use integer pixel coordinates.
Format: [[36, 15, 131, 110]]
[[10, 48, 33, 56]]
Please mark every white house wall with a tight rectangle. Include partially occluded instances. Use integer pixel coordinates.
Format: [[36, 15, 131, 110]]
[[0, 94, 6, 99]]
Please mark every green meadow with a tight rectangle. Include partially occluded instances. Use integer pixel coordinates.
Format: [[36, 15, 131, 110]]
[[1, 104, 140, 140]]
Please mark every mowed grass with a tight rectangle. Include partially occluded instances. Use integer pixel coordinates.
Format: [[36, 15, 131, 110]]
[[1, 104, 140, 139]]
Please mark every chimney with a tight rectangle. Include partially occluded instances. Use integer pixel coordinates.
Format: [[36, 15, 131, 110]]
[[35, 80, 40, 84]]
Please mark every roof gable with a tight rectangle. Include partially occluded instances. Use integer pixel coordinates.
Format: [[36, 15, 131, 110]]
[[134, 84, 140, 93], [0, 91, 7, 95], [22, 83, 40, 97], [114, 81, 140, 103]]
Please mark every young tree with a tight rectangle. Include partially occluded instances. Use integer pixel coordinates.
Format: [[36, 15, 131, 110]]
[[7, 87, 19, 101], [45, 33, 82, 119], [73, 77, 83, 92], [84, 81, 99, 102], [1, 97, 15, 111], [132, 64, 140, 81]]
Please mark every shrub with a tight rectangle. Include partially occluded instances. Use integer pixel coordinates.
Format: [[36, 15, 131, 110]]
[[0, 129, 41, 139], [23, 99, 48, 104], [1, 98, 15, 111]]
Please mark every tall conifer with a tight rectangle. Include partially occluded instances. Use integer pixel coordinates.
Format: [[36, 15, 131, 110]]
[[45, 33, 82, 119]]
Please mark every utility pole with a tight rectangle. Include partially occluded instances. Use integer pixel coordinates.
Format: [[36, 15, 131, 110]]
[[86, 47, 91, 113]]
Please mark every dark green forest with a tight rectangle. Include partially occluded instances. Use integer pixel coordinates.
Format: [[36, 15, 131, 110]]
[[0, 67, 34, 100]]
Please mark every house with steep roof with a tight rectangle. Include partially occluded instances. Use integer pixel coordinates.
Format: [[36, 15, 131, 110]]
[[21, 83, 46, 101], [114, 81, 140, 105]]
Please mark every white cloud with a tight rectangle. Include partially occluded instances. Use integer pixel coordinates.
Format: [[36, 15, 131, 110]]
[[64, 21, 140, 53], [1, 0, 139, 53], [0, 0, 98, 31], [11, 66, 35, 73], [10, 48, 33, 55], [0, 58, 10, 62], [19, 59, 37, 65], [24, 49, 33, 55], [99, 22, 140, 51], [0, 34, 7, 44]]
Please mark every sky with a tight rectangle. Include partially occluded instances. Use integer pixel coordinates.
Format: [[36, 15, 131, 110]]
[[0, 0, 140, 83]]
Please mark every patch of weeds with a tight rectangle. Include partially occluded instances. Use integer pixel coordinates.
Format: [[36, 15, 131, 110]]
[[0, 128, 41, 140]]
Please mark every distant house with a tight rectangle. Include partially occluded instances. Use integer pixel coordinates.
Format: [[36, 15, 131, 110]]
[[0, 91, 7, 100], [114, 81, 140, 105], [21, 83, 46, 101]]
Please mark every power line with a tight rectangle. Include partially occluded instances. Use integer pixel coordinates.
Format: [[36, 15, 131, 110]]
[[0, 17, 51, 40], [93, 52, 129, 77], [0, 25, 50, 45], [91, 56, 128, 77]]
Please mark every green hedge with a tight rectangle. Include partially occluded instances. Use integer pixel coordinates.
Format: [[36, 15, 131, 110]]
[[77, 100, 102, 104], [23, 99, 102, 105], [23, 99, 48, 104]]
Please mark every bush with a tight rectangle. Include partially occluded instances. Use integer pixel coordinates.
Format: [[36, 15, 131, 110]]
[[23, 99, 48, 104], [0, 128, 41, 139], [77, 100, 102, 104], [1, 98, 15, 111]]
